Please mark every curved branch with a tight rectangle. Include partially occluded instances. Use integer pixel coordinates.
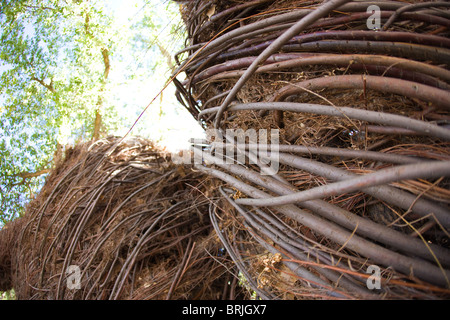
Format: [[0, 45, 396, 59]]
[[235, 161, 450, 207], [199, 102, 450, 141], [197, 54, 450, 84], [273, 75, 450, 110], [193, 161, 450, 287], [31, 76, 56, 93], [213, 0, 352, 128], [208, 161, 450, 267], [382, 2, 450, 30]]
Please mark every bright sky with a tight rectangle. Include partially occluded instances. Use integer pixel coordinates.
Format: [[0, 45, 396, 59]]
[[104, 0, 205, 152]]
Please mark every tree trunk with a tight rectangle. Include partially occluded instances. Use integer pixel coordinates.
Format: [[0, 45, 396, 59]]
[[90, 26, 110, 141], [92, 107, 103, 141]]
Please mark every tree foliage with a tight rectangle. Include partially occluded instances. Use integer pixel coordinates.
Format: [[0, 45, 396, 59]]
[[0, 0, 198, 223], [0, 0, 127, 222]]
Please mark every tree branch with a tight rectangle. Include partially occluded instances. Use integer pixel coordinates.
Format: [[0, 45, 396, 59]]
[[24, 5, 58, 11], [16, 169, 51, 180], [101, 47, 110, 81], [11, 168, 51, 187], [31, 76, 56, 93]]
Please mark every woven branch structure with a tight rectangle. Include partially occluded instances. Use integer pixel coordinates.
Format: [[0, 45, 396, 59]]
[[0, 138, 240, 299], [171, 0, 450, 299], [1, 0, 450, 300]]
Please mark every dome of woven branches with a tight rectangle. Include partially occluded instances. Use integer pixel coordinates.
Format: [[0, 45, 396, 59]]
[[0, 137, 242, 299], [171, 0, 450, 299]]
